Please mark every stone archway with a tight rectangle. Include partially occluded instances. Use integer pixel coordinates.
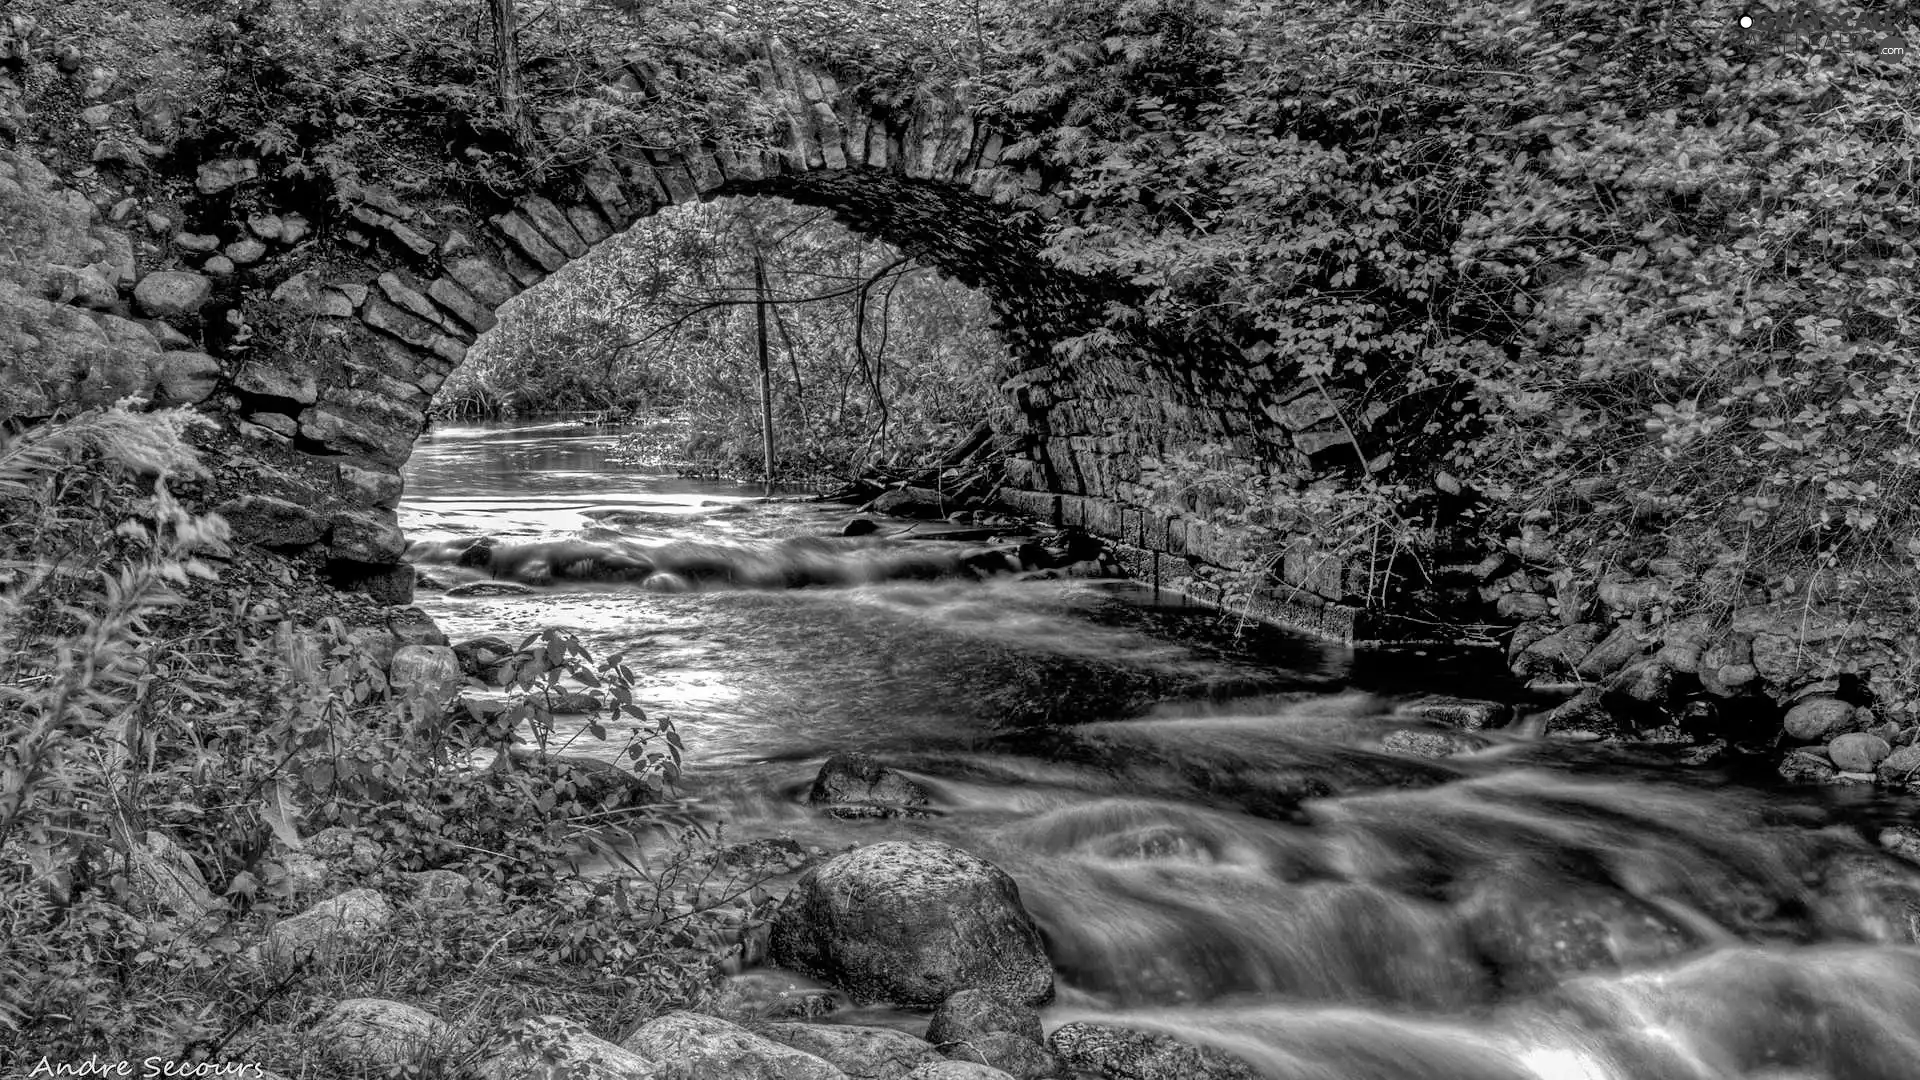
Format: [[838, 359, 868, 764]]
[[1, 25, 1405, 637]]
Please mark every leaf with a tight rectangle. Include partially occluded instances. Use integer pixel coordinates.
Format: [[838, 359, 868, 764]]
[[261, 780, 305, 851]]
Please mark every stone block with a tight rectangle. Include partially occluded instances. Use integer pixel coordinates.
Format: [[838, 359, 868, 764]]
[[426, 277, 495, 335], [490, 210, 568, 272], [444, 256, 517, 309], [520, 196, 587, 259]]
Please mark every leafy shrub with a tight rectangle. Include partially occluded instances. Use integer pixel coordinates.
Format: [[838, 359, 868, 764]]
[[995, 0, 1918, 634]]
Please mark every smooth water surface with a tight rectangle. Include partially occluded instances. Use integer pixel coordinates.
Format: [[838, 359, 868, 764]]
[[402, 420, 1920, 1080]]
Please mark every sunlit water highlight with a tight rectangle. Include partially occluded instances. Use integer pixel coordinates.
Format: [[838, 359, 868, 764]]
[[403, 421, 1920, 1080]]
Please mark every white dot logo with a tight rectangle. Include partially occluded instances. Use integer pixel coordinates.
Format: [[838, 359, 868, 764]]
[[1739, 15, 1753, 29]]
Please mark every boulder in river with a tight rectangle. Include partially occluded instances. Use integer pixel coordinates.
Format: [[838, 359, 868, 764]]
[[769, 840, 1054, 1007], [809, 752, 932, 819], [1047, 1022, 1262, 1080], [1462, 882, 1695, 993], [937, 1032, 1058, 1080], [927, 989, 1044, 1048], [620, 1011, 844, 1080], [1397, 695, 1511, 731]]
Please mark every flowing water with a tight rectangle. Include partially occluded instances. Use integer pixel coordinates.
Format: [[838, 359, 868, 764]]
[[403, 420, 1920, 1080]]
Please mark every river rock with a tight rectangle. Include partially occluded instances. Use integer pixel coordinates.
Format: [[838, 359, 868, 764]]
[[1047, 1022, 1260, 1080], [1463, 883, 1694, 993], [620, 1011, 845, 1080], [1398, 695, 1511, 731], [927, 989, 1044, 1047], [1811, 854, 1920, 946], [809, 751, 931, 819], [1512, 623, 1605, 679], [1785, 697, 1856, 742], [155, 350, 221, 404], [477, 1015, 658, 1080], [446, 580, 538, 598], [391, 644, 461, 703], [1542, 688, 1633, 741], [388, 605, 449, 647], [1575, 622, 1650, 679], [1380, 729, 1487, 758], [225, 237, 267, 265], [1877, 745, 1920, 785], [864, 486, 946, 518], [264, 888, 391, 964], [905, 1065, 1015, 1080], [1827, 733, 1891, 773], [769, 840, 1054, 1007], [938, 1033, 1057, 1080], [755, 1022, 942, 1080], [1778, 748, 1837, 784], [842, 517, 881, 536], [132, 270, 211, 319], [316, 998, 446, 1068], [1882, 826, 1920, 865]]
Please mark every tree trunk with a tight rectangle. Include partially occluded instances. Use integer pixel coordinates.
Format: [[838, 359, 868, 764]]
[[487, 0, 531, 155], [755, 250, 776, 495]]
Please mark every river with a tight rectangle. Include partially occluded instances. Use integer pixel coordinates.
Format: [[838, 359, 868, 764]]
[[401, 419, 1920, 1080]]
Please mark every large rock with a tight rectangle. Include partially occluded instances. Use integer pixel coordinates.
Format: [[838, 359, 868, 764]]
[[809, 752, 932, 819], [1046, 1023, 1260, 1080], [264, 888, 392, 964], [755, 1022, 941, 1080], [316, 998, 446, 1068], [478, 1015, 658, 1080], [620, 1011, 845, 1080], [330, 509, 408, 563], [132, 270, 211, 320], [769, 841, 1054, 1007]]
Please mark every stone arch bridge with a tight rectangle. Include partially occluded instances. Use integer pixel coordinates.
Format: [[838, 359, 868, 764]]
[[0, 31, 1419, 638]]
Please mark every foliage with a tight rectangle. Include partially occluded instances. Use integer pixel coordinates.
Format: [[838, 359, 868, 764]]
[[0, 408, 773, 1065], [438, 196, 1007, 481], [994, 0, 1919, 623]]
